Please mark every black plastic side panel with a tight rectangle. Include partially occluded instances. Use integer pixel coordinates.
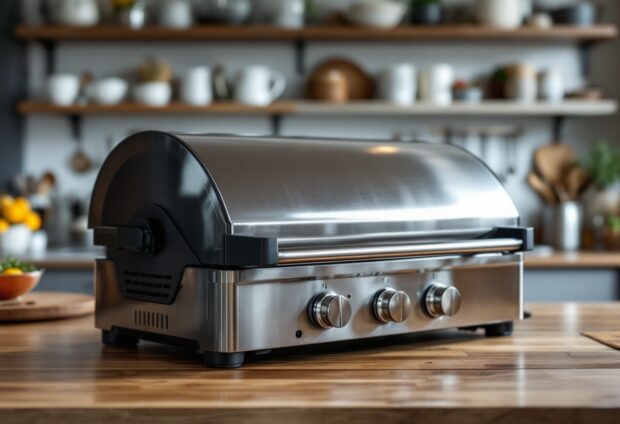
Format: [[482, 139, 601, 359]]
[[88, 131, 229, 265], [107, 204, 200, 305]]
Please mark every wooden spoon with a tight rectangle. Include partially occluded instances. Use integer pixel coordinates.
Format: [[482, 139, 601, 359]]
[[534, 144, 576, 186], [564, 166, 590, 201], [527, 172, 557, 205]]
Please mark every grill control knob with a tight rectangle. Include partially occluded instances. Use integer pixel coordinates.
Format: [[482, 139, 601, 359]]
[[424, 284, 461, 318], [310, 293, 352, 329], [373, 288, 411, 323]]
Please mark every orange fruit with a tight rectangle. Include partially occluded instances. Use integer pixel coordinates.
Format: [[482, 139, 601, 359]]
[[25, 212, 42, 232], [2, 268, 23, 276], [0, 219, 8, 234]]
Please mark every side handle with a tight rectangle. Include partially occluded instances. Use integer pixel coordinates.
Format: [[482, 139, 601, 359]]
[[94, 225, 156, 255], [484, 227, 534, 252]]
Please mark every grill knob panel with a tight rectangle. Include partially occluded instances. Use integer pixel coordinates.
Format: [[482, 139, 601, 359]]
[[424, 284, 461, 318], [373, 288, 411, 323], [310, 293, 352, 329]]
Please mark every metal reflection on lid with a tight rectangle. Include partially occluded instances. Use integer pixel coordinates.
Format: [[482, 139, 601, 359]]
[[368, 145, 400, 155]]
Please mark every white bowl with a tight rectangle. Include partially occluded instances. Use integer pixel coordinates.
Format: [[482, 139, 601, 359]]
[[0, 225, 32, 256], [88, 78, 129, 105], [346, 1, 406, 29], [133, 82, 172, 107]]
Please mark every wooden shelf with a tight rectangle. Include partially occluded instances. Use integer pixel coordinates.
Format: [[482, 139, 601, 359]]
[[18, 100, 618, 117], [17, 101, 297, 115], [15, 25, 618, 42], [293, 100, 618, 117], [525, 251, 620, 269]]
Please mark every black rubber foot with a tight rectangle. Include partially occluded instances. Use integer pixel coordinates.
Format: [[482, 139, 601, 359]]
[[484, 321, 514, 337], [204, 352, 245, 368], [102, 329, 139, 346]]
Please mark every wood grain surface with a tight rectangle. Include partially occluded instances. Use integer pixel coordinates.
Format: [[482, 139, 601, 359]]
[[17, 100, 618, 117], [0, 292, 94, 322], [1, 303, 620, 423], [14, 25, 618, 42], [525, 251, 620, 269], [13, 251, 620, 272]]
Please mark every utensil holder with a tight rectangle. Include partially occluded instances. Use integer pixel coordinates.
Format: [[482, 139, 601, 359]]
[[543, 202, 583, 251]]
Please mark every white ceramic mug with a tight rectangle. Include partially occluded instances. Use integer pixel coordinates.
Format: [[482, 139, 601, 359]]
[[47, 73, 80, 106], [273, 0, 305, 28], [474, 0, 523, 29], [377, 64, 417, 105], [234, 66, 286, 106], [133, 82, 172, 107], [419, 64, 454, 105], [538, 69, 564, 103], [87, 78, 128, 105], [160, 0, 193, 29], [180, 66, 213, 106]]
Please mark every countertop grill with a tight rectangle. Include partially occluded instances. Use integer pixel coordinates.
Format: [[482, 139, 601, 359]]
[[91, 131, 532, 368]]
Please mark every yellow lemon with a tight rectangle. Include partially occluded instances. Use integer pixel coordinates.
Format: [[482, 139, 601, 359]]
[[25, 212, 42, 232], [4, 197, 31, 224], [4, 204, 27, 224], [2, 268, 23, 276], [0, 219, 8, 234], [14, 197, 31, 214], [0, 195, 13, 215]]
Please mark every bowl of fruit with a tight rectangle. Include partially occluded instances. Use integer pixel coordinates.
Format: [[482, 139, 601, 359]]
[[0, 259, 43, 301]]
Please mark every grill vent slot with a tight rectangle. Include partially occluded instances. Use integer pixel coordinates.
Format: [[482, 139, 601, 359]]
[[134, 309, 169, 330], [123, 271, 173, 301]]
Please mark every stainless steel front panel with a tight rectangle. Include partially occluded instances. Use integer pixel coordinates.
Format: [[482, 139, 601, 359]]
[[96, 253, 522, 354], [178, 134, 519, 240]]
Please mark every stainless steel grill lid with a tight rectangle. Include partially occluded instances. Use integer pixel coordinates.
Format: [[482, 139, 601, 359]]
[[89, 131, 531, 303]]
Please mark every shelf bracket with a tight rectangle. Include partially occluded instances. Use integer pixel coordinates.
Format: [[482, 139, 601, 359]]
[[294, 38, 307, 76], [40, 40, 56, 76], [68, 114, 83, 142], [578, 41, 593, 82], [552, 116, 565, 143], [270, 114, 282, 136]]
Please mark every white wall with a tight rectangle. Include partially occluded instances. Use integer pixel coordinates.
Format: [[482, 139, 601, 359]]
[[22, 0, 620, 228]]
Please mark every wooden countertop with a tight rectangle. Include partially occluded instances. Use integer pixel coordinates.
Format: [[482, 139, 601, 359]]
[[1, 303, 620, 423], [19, 250, 620, 271], [16, 248, 102, 270], [525, 251, 620, 269]]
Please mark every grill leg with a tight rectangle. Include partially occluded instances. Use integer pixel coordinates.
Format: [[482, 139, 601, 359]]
[[101, 329, 139, 346], [204, 352, 245, 369], [483, 321, 514, 337]]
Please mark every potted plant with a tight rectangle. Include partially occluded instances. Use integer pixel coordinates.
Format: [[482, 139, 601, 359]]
[[603, 216, 620, 251], [585, 143, 620, 216], [411, 0, 442, 25], [110, 0, 147, 29], [452, 79, 483, 103]]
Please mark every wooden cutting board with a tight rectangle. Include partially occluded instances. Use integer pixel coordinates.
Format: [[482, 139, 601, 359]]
[[0, 292, 94, 322], [583, 332, 620, 350], [307, 58, 374, 100]]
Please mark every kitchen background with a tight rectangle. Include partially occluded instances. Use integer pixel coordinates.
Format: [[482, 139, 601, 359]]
[[1, 0, 620, 301]]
